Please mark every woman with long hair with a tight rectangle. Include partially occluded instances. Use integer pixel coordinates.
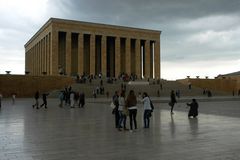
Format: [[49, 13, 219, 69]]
[[126, 90, 137, 132]]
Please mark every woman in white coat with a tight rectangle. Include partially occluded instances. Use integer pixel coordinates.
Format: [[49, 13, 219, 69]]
[[141, 92, 152, 128]]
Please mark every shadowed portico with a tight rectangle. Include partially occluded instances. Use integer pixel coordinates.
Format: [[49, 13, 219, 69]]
[[25, 18, 161, 79]]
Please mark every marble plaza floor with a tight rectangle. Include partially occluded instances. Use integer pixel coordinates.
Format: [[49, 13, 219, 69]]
[[0, 98, 240, 160]]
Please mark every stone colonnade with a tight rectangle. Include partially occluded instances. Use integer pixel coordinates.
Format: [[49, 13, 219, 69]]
[[25, 33, 51, 76], [25, 18, 161, 79], [52, 31, 160, 79]]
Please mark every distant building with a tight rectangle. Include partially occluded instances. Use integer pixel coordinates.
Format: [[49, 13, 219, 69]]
[[217, 71, 240, 91], [25, 18, 161, 79], [217, 71, 240, 79]]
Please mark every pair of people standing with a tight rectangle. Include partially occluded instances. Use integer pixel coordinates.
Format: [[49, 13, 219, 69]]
[[126, 91, 153, 130], [112, 90, 136, 131]]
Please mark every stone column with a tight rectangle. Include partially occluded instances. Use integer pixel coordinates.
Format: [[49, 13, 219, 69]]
[[51, 30, 59, 75], [46, 35, 49, 75], [28, 49, 30, 74], [33, 46, 35, 75], [90, 34, 96, 75], [78, 33, 84, 76], [66, 32, 72, 76], [44, 37, 47, 74], [154, 40, 160, 79], [125, 38, 131, 75], [135, 39, 141, 79], [41, 38, 44, 74], [48, 33, 52, 75], [35, 45, 37, 75], [101, 35, 107, 77], [41, 40, 44, 75], [41, 38, 45, 74], [39, 41, 41, 75], [37, 43, 39, 75], [31, 49, 33, 75], [144, 40, 150, 79], [25, 50, 28, 74], [115, 37, 121, 77], [37, 44, 39, 75]]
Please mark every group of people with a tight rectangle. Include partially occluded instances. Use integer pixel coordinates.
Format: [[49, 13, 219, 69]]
[[112, 90, 154, 132], [32, 88, 86, 109], [59, 86, 85, 108]]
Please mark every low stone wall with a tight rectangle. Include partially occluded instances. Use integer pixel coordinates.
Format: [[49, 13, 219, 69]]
[[0, 75, 74, 97], [178, 78, 237, 93]]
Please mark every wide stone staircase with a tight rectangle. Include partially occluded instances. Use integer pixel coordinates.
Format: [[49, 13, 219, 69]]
[[49, 78, 230, 98]]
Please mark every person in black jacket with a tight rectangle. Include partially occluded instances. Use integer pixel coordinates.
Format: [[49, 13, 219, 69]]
[[169, 90, 177, 114], [187, 99, 199, 118], [40, 93, 49, 109]]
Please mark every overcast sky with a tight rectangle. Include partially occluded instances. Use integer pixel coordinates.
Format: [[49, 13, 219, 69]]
[[0, 0, 240, 80]]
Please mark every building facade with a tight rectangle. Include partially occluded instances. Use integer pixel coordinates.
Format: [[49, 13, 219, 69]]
[[25, 18, 161, 79]]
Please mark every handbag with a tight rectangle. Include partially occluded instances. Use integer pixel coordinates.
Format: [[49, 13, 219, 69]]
[[110, 102, 115, 109], [123, 108, 129, 116]]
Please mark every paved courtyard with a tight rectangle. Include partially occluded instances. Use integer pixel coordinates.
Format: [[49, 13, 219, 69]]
[[0, 98, 240, 160]]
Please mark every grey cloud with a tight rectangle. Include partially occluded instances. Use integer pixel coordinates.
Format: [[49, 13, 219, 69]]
[[1, 0, 240, 77], [61, 0, 240, 23]]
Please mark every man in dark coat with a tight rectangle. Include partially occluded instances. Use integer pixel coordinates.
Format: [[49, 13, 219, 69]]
[[187, 99, 199, 118], [169, 90, 177, 114], [40, 93, 49, 109]]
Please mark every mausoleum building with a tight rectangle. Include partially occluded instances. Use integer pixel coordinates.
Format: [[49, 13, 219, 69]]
[[25, 18, 161, 79]]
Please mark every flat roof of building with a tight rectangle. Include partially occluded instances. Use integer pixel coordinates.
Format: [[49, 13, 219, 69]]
[[25, 17, 161, 47]]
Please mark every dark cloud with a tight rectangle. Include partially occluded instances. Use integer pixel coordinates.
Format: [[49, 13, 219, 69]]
[[60, 0, 240, 24], [1, 0, 240, 78]]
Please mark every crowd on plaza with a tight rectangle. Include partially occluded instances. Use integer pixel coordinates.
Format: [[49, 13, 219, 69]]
[[1, 75, 240, 133], [110, 88, 199, 132], [31, 86, 86, 109]]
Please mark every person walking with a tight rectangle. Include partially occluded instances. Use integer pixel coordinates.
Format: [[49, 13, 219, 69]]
[[40, 93, 49, 109], [32, 91, 40, 109], [78, 92, 85, 108], [141, 92, 152, 128], [187, 99, 199, 118], [169, 90, 177, 114], [126, 90, 137, 132]]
